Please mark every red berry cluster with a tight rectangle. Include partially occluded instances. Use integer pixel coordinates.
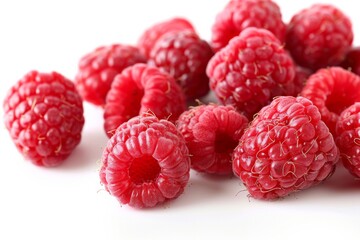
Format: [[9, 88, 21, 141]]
[[3, 0, 360, 208]]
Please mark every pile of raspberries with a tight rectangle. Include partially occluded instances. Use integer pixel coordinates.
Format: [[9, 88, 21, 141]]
[[4, 0, 360, 208]]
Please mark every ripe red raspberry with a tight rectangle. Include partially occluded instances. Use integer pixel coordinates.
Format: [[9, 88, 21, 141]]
[[336, 103, 360, 178], [207, 27, 295, 119], [300, 67, 360, 135], [176, 104, 248, 175], [211, 0, 286, 52], [3, 71, 84, 167], [341, 47, 360, 76], [137, 17, 195, 59], [104, 63, 186, 138], [233, 96, 339, 200], [149, 31, 214, 101], [99, 115, 190, 208], [286, 4, 353, 71], [75, 44, 146, 106]]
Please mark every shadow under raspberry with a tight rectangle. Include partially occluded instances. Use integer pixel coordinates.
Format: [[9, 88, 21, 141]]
[[320, 164, 360, 192], [154, 171, 239, 210], [57, 129, 108, 170]]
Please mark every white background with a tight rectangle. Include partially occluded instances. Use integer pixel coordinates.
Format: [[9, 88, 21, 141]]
[[1, 0, 360, 239]]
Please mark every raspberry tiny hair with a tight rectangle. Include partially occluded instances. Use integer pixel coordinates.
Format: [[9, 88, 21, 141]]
[[104, 63, 186, 138], [300, 67, 360, 135], [3, 71, 84, 167], [232, 96, 339, 200], [286, 4, 353, 71], [137, 17, 195, 59], [99, 115, 190, 208], [149, 30, 214, 101], [177, 104, 248, 175], [207, 27, 295, 119], [75, 44, 146, 106], [211, 0, 286, 52], [336, 103, 360, 178]]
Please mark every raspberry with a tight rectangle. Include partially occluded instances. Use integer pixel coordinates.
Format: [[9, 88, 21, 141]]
[[211, 0, 286, 52], [336, 103, 360, 178], [149, 31, 214, 101], [75, 44, 146, 106], [207, 27, 295, 119], [137, 17, 195, 59], [300, 67, 360, 135], [99, 115, 190, 208], [177, 104, 248, 175], [104, 63, 186, 138], [3, 71, 84, 167], [341, 47, 360, 76], [232, 96, 339, 200], [286, 4, 353, 71]]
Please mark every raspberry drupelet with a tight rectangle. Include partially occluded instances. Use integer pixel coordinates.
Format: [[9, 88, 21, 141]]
[[207, 27, 295, 119], [177, 104, 248, 175], [232, 96, 339, 200], [286, 4, 353, 71], [3, 71, 84, 167], [211, 0, 286, 52], [104, 63, 186, 138], [100, 115, 190, 208], [149, 31, 214, 101], [75, 44, 146, 106]]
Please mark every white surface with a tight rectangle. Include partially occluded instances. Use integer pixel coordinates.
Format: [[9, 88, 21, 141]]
[[1, 1, 360, 239]]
